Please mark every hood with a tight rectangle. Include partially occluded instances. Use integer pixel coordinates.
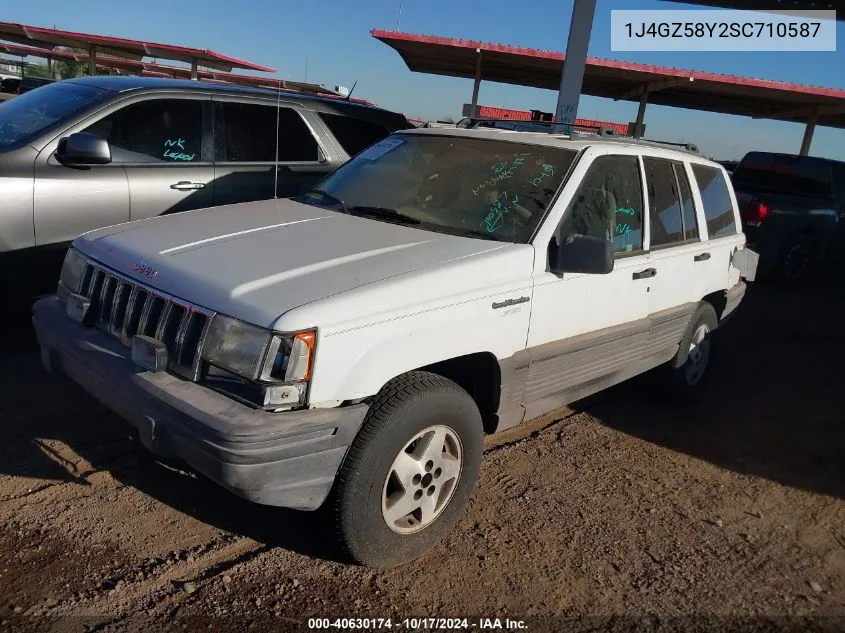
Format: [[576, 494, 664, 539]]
[[75, 198, 509, 328]]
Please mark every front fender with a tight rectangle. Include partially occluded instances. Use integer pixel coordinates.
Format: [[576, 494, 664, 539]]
[[0, 147, 37, 253], [307, 294, 531, 404]]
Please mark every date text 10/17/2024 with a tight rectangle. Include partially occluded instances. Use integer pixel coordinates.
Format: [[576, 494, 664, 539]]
[[307, 617, 528, 630]]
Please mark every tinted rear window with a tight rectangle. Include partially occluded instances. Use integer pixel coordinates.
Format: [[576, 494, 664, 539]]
[[318, 112, 391, 156], [218, 102, 319, 162], [733, 152, 833, 197]]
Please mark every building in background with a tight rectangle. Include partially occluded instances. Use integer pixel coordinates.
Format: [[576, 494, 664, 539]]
[[0, 59, 21, 81]]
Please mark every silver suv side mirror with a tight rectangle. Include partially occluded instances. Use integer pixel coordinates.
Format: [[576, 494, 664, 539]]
[[56, 132, 112, 167]]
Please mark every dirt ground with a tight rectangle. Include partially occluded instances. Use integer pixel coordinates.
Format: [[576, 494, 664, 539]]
[[1, 279, 843, 633]]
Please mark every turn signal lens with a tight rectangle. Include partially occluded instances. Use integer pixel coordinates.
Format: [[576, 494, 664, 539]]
[[285, 331, 316, 382]]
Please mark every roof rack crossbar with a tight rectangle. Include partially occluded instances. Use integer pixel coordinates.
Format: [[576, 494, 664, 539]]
[[637, 137, 700, 154], [459, 117, 618, 137]]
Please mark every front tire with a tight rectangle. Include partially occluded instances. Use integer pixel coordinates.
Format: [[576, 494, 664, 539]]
[[333, 371, 483, 568]]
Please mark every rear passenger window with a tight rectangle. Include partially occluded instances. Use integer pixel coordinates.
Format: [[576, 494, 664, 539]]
[[691, 164, 738, 238], [559, 155, 644, 255], [674, 163, 699, 241], [85, 99, 204, 163], [318, 112, 390, 156], [219, 102, 318, 162], [643, 157, 698, 248]]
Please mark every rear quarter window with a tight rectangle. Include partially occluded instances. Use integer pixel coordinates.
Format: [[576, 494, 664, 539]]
[[691, 164, 737, 239], [318, 112, 391, 157]]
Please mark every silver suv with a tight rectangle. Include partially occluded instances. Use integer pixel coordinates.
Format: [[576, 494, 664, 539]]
[[0, 76, 410, 299]]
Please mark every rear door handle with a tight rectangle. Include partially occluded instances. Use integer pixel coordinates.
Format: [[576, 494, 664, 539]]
[[632, 268, 657, 280], [170, 181, 206, 191], [694, 252, 711, 262]]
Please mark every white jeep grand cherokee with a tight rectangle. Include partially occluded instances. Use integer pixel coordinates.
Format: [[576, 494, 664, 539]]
[[34, 127, 757, 567]]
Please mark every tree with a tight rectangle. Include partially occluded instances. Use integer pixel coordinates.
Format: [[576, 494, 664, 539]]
[[22, 63, 52, 79], [54, 48, 87, 79]]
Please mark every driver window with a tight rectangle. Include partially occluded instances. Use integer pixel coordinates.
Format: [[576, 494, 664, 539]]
[[557, 154, 644, 256], [83, 99, 204, 164]]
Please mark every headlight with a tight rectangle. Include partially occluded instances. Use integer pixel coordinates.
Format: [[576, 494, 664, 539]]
[[60, 248, 88, 294], [202, 315, 317, 386], [202, 315, 273, 381]]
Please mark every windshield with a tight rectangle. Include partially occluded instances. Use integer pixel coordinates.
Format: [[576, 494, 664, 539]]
[[0, 82, 112, 151], [299, 133, 578, 242]]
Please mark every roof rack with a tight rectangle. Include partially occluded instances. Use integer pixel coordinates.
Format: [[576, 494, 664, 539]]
[[456, 117, 619, 137], [637, 138, 700, 154], [593, 135, 701, 155], [455, 117, 701, 154]]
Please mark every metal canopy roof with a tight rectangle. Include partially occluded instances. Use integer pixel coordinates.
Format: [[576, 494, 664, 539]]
[[661, 0, 845, 19], [371, 29, 845, 129], [0, 21, 275, 73], [1, 41, 159, 74], [0, 41, 340, 97]]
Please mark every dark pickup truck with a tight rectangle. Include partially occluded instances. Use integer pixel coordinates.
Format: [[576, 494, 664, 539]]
[[0, 76, 54, 95], [731, 151, 845, 283]]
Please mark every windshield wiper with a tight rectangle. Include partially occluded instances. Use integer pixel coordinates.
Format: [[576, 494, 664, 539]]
[[346, 206, 422, 226], [299, 188, 348, 213]]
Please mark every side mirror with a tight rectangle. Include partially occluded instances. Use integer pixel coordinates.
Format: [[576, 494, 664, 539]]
[[549, 233, 614, 275], [56, 132, 111, 167]]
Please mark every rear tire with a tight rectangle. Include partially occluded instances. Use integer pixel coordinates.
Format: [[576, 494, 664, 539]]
[[333, 371, 483, 568], [660, 303, 718, 403]]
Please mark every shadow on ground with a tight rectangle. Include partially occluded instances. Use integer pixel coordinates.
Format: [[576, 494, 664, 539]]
[[585, 276, 845, 501]]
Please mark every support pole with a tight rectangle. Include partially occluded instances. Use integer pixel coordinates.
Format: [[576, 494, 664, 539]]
[[46, 57, 53, 78], [470, 49, 482, 118], [88, 45, 96, 75], [634, 92, 648, 139], [799, 111, 818, 156], [190, 58, 198, 80], [554, 0, 597, 134]]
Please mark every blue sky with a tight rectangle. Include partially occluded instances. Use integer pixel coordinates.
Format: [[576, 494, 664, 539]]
[[4, 0, 845, 160]]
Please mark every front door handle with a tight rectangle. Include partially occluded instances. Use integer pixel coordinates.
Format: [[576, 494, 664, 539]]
[[632, 268, 657, 280], [694, 252, 711, 262], [170, 181, 206, 191]]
